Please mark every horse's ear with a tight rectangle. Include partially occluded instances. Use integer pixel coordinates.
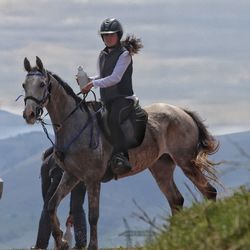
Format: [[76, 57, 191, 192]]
[[36, 56, 44, 71], [24, 57, 31, 72]]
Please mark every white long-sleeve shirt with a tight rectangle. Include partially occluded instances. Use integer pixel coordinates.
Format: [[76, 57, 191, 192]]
[[91, 50, 131, 88]]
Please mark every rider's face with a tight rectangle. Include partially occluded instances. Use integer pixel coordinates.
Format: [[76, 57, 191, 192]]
[[103, 33, 119, 47]]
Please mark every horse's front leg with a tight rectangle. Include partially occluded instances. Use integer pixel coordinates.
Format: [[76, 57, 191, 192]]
[[87, 181, 101, 250], [48, 171, 79, 250]]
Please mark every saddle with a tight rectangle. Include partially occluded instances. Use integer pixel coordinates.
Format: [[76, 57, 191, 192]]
[[88, 99, 148, 150], [87, 99, 148, 182]]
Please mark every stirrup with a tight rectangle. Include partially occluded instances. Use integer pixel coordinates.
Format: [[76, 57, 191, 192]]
[[111, 152, 132, 175]]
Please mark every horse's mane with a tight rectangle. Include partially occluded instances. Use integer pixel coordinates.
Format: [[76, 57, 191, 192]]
[[28, 66, 81, 105], [48, 71, 82, 104]]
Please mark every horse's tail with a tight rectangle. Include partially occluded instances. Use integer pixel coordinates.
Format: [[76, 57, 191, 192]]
[[184, 109, 219, 182]]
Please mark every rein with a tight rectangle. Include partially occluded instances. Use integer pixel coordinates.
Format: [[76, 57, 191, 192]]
[[62, 108, 101, 152], [37, 93, 91, 148], [55, 93, 89, 130], [24, 70, 100, 154]]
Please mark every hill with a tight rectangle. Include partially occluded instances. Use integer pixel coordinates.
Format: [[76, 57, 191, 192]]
[[0, 110, 43, 140], [0, 132, 51, 248], [145, 188, 250, 250], [0, 110, 24, 126], [0, 109, 249, 248]]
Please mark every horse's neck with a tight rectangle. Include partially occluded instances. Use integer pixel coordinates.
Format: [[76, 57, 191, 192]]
[[46, 78, 88, 134]]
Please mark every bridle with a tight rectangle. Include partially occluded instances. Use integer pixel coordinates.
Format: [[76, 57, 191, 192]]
[[24, 71, 51, 111]]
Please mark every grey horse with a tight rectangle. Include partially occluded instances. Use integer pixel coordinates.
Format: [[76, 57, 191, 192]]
[[22, 57, 218, 250]]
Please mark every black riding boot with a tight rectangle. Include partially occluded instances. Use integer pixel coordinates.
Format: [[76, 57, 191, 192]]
[[71, 210, 87, 249], [70, 182, 87, 249], [34, 209, 52, 249], [106, 98, 134, 175]]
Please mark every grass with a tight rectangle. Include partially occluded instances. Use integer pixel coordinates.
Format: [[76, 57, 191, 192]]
[[144, 188, 250, 250]]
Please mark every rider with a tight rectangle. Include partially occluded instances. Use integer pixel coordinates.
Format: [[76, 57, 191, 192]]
[[81, 18, 143, 175], [31, 149, 87, 250]]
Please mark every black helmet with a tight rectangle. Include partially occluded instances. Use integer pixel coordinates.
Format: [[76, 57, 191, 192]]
[[99, 18, 123, 40]]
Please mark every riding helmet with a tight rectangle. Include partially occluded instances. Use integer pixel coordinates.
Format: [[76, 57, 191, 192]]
[[99, 18, 123, 40]]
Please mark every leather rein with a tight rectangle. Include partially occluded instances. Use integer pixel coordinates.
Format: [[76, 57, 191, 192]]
[[24, 71, 99, 152]]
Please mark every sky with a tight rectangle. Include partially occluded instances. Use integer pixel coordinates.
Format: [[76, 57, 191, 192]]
[[0, 0, 250, 134]]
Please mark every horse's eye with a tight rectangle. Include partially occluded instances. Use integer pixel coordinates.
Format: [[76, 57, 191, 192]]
[[40, 82, 45, 88], [22, 83, 26, 89]]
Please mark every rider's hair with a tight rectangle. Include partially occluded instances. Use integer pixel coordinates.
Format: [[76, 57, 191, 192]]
[[121, 34, 143, 55]]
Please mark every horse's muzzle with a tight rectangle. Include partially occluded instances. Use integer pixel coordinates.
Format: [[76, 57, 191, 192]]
[[23, 108, 36, 124]]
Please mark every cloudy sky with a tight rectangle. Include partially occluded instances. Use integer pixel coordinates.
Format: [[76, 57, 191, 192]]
[[0, 0, 250, 134]]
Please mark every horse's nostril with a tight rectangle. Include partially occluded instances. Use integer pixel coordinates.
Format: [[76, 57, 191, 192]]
[[23, 109, 36, 123], [30, 111, 35, 119]]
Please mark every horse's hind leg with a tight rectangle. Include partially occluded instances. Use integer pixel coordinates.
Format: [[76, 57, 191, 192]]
[[178, 161, 217, 201], [48, 171, 79, 250], [149, 154, 184, 215]]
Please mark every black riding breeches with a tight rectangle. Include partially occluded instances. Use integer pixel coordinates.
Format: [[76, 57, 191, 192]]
[[106, 97, 134, 154], [35, 161, 62, 249], [70, 180, 87, 247]]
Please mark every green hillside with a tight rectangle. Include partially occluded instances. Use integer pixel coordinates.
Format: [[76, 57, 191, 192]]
[[143, 188, 250, 250], [10, 189, 250, 250]]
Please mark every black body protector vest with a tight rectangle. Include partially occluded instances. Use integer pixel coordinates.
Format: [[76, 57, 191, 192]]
[[99, 46, 134, 104]]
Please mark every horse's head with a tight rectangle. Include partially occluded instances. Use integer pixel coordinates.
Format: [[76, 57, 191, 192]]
[[22, 56, 51, 124]]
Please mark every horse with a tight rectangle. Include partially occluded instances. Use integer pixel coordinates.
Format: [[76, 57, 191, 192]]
[[22, 57, 218, 250]]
